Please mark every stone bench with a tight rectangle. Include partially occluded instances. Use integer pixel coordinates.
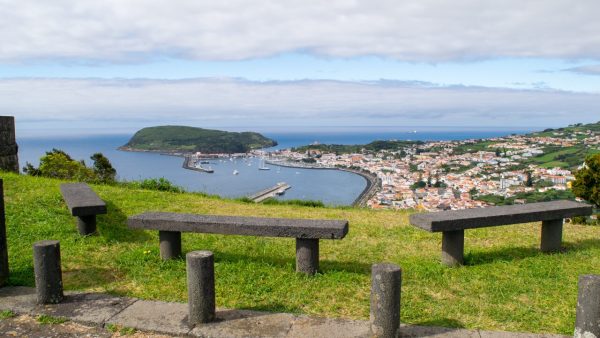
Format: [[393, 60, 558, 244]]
[[128, 212, 349, 275], [60, 183, 107, 236], [409, 200, 592, 266]]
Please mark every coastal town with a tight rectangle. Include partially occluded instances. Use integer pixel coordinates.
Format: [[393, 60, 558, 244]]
[[265, 123, 600, 211]]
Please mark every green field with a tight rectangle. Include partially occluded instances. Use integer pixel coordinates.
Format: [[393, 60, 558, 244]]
[[2, 172, 600, 334]]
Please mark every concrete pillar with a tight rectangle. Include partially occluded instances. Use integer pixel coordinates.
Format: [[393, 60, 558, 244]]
[[541, 219, 563, 252], [370, 263, 401, 338], [159, 231, 181, 260], [0, 179, 8, 286], [295, 238, 319, 275], [77, 215, 96, 236], [0, 116, 19, 173], [442, 230, 464, 267], [575, 275, 600, 338], [33, 240, 63, 304], [187, 250, 215, 325]]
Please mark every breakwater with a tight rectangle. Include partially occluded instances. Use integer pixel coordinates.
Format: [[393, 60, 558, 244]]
[[182, 155, 214, 173]]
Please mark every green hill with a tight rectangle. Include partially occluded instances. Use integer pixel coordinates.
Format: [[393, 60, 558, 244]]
[[121, 125, 277, 153], [1, 172, 599, 334], [293, 140, 423, 154]]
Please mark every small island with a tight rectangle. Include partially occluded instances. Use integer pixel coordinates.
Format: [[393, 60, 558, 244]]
[[119, 125, 277, 154]]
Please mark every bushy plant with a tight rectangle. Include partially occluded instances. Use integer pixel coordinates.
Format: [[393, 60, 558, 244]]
[[572, 154, 600, 207], [23, 149, 117, 184], [137, 178, 184, 193], [262, 198, 325, 207]]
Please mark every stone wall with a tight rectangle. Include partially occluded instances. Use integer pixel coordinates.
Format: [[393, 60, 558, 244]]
[[0, 116, 19, 173]]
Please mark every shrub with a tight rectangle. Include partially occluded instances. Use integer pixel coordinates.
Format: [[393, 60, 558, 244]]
[[572, 153, 600, 207], [135, 178, 184, 193], [23, 149, 116, 184], [262, 198, 325, 207]]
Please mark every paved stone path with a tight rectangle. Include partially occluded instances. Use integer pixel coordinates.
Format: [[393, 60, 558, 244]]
[[0, 286, 569, 338]]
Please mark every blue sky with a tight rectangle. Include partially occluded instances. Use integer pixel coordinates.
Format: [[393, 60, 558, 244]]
[[1, 1, 599, 135]]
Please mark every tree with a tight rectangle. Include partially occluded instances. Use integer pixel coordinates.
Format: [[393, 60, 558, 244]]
[[90, 153, 116, 183], [572, 154, 600, 207], [411, 181, 427, 190], [37, 150, 95, 181], [24, 149, 116, 183], [525, 171, 534, 187], [495, 148, 501, 157]]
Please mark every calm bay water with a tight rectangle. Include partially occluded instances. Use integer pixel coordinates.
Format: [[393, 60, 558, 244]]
[[17, 128, 532, 206]]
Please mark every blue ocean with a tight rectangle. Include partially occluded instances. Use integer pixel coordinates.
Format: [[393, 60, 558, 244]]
[[17, 127, 533, 206]]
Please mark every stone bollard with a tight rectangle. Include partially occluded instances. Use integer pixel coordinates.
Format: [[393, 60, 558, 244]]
[[574, 275, 600, 338], [187, 250, 215, 325], [33, 240, 64, 304], [0, 116, 19, 173], [370, 263, 401, 338], [0, 179, 9, 286]]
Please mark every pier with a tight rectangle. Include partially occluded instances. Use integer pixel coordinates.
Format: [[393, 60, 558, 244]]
[[182, 155, 214, 173], [248, 182, 291, 202]]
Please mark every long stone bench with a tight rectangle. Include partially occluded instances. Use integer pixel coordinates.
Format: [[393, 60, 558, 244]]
[[60, 183, 107, 236], [409, 200, 592, 266], [128, 212, 349, 275]]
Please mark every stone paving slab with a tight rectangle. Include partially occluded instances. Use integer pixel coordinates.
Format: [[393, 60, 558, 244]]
[[191, 309, 297, 338], [107, 299, 192, 336], [0, 287, 572, 338], [479, 330, 568, 338], [0, 314, 112, 338], [286, 316, 370, 338], [36, 291, 137, 326], [400, 325, 481, 338], [0, 286, 37, 314]]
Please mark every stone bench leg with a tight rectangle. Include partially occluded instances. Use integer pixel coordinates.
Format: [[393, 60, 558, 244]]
[[159, 231, 182, 260], [541, 219, 563, 253], [77, 215, 96, 236], [296, 238, 319, 275], [442, 230, 464, 267]]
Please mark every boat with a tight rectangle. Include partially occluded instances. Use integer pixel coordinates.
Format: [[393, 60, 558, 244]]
[[233, 170, 239, 175], [258, 158, 270, 170], [200, 160, 210, 164]]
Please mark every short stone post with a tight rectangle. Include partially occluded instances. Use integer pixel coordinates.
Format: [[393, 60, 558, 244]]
[[0, 116, 19, 173], [574, 275, 600, 338], [0, 179, 9, 286], [540, 219, 563, 252], [33, 240, 63, 304], [441, 230, 464, 266], [159, 231, 182, 260], [187, 250, 215, 325], [295, 238, 319, 275], [370, 263, 401, 338]]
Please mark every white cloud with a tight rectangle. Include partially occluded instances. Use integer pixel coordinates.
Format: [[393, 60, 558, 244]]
[[564, 64, 600, 75], [1, 78, 597, 132], [1, 1, 600, 62]]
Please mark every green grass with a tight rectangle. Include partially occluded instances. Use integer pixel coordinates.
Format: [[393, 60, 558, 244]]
[[2, 172, 600, 334], [106, 323, 137, 335], [36, 314, 68, 325], [0, 310, 15, 319]]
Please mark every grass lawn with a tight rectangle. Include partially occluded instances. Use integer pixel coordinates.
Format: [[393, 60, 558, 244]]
[[2, 172, 600, 334]]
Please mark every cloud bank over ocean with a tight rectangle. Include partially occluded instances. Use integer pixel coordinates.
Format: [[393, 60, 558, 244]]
[[2, 78, 597, 132]]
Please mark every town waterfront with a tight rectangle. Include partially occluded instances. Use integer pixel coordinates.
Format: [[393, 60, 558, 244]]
[[17, 128, 532, 205]]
